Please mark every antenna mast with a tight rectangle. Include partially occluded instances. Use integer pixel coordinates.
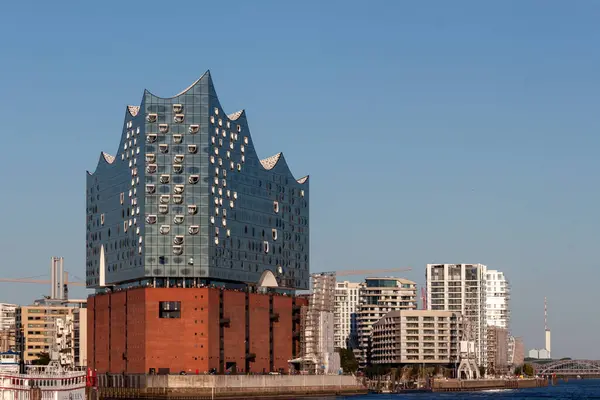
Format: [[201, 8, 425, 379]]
[[544, 296, 547, 331]]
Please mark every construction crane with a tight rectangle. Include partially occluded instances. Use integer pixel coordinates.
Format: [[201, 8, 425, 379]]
[[2, 268, 413, 286], [0, 273, 85, 287], [325, 267, 412, 277]]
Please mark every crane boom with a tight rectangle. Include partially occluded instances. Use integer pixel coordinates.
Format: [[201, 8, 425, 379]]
[[334, 267, 412, 277], [2, 268, 411, 286], [0, 278, 86, 287]]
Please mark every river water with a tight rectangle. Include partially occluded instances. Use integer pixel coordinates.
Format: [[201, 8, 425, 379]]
[[294, 379, 600, 399]]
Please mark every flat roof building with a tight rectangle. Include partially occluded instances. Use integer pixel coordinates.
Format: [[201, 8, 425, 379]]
[[371, 310, 462, 365], [0, 304, 17, 352], [486, 270, 510, 329], [16, 303, 86, 365], [334, 281, 362, 349], [426, 264, 488, 367], [356, 277, 417, 366]]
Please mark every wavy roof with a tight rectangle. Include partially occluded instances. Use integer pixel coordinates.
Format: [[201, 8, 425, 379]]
[[260, 153, 282, 170], [227, 110, 245, 121], [88, 71, 309, 185], [127, 105, 140, 117], [101, 152, 115, 164]]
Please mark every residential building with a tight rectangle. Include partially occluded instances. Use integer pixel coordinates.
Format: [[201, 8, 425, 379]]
[[295, 273, 339, 374], [55, 308, 87, 367], [510, 337, 524, 366], [334, 281, 362, 349], [486, 326, 509, 374], [486, 270, 510, 329], [371, 310, 462, 365], [356, 277, 417, 366], [0, 303, 17, 352], [16, 301, 86, 365], [86, 71, 310, 375], [426, 264, 487, 366]]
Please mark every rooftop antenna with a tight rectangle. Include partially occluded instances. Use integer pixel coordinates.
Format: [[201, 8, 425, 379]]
[[544, 297, 551, 357], [544, 297, 547, 331]]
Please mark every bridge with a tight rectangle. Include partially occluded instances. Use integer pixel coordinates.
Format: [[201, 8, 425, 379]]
[[533, 359, 600, 377]]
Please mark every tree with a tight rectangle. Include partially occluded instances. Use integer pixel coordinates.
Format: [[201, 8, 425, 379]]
[[523, 363, 534, 376], [32, 352, 51, 366], [514, 366, 523, 375], [338, 348, 358, 373]]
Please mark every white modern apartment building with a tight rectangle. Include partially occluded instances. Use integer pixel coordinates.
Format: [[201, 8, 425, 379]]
[[297, 273, 340, 374], [356, 277, 417, 366], [334, 281, 362, 349], [54, 308, 87, 367], [485, 270, 510, 329], [371, 310, 462, 365], [426, 264, 487, 366], [0, 303, 17, 352]]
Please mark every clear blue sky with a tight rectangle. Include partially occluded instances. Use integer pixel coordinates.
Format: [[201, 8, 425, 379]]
[[0, 0, 598, 358]]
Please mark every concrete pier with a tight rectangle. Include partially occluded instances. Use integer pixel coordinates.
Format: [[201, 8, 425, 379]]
[[91, 374, 366, 399], [431, 378, 548, 392]]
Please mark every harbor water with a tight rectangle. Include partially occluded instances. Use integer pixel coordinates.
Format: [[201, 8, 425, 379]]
[[296, 379, 600, 399]]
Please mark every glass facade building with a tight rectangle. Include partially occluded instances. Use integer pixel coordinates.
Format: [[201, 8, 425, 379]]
[[86, 71, 309, 290]]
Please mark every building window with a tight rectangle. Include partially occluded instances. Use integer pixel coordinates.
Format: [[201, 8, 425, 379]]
[[159, 301, 181, 319]]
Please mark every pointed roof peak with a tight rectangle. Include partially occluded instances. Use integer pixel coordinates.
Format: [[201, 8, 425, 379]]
[[144, 70, 211, 99]]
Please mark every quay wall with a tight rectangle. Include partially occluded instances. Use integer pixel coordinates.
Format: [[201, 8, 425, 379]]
[[94, 375, 366, 399], [432, 378, 548, 392], [145, 374, 361, 388]]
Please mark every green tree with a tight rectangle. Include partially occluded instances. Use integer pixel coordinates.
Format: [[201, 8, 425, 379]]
[[514, 366, 523, 375], [523, 363, 534, 376], [32, 352, 51, 366], [338, 348, 358, 373]]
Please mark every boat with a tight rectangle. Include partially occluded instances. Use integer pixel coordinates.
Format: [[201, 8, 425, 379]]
[[0, 351, 20, 374], [0, 360, 86, 400]]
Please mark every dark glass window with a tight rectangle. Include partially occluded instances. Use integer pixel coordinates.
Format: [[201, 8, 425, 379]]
[[159, 301, 181, 319]]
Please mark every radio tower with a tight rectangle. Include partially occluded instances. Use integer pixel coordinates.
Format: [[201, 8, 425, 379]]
[[544, 297, 551, 358]]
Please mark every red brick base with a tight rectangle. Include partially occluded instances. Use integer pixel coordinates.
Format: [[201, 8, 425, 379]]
[[87, 287, 306, 374]]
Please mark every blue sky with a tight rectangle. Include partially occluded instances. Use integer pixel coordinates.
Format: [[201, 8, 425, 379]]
[[0, 0, 599, 358]]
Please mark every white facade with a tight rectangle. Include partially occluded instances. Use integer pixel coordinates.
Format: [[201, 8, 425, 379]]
[[485, 270, 509, 329], [426, 264, 487, 367], [528, 348, 550, 360], [371, 310, 462, 365], [55, 315, 75, 367], [53, 308, 87, 368], [528, 349, 538, 359], [298, 273, 339, 374], [0, 304, 17, 353], [356, 277, 417, 366], [334, 281, 362, 349], [317, 312, 340, 374]]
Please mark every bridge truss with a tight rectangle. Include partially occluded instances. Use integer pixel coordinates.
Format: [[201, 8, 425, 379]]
[[534, 359, 600, 376]]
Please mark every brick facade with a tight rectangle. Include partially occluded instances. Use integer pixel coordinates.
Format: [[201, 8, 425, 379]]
[[88, 287, 306, 374]]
